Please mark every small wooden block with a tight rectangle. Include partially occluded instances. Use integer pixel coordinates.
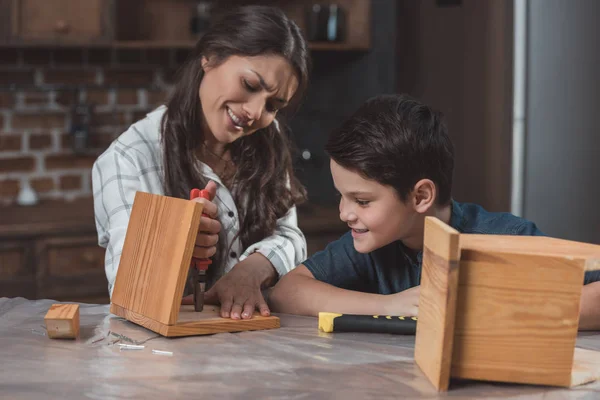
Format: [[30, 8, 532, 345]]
[[44, 304, 80, 339]]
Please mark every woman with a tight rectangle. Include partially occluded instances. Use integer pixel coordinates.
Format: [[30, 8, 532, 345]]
[[92, 5, 309, 320]]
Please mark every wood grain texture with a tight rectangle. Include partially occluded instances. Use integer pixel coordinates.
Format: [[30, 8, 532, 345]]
[[111, 303, 280, 337], [585, 258, 600, 272], [44, 303, 79, 339], [115, 0, 193, 42], [451, 250, 585, 387], [110, 192, 203, 326], [14, 0, 108, 41], [460, 234, 600, 260], [571, 347, 600, 387], [414, 216, 460, 391]]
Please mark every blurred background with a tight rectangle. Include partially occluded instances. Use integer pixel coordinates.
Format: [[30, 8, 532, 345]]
[[0, 0, 598, 303]]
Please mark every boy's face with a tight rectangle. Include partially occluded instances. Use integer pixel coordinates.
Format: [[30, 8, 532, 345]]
[[331, 160, 419, 253]]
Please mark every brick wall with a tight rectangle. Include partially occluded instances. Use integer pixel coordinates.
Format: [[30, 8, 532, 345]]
[[0, 48, 186, 205], [0, 0, 398, 207]]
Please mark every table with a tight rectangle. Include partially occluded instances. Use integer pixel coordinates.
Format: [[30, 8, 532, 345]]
[[1, 297, 600, 399]]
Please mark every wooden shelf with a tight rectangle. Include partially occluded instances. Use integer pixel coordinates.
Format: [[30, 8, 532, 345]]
[[307, 41, 369, 51], [112, 40, 196, 49], [0, 198, 96, 239], [0, 40, 368, 51], [0, 0, 371, 51], [114, 40, 368, 51]]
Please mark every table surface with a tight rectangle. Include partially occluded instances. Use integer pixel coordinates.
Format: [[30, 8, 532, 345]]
[[1, 297, 600, 400]]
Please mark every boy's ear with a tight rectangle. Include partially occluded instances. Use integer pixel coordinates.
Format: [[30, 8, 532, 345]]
[[412, 179, 436, 213]]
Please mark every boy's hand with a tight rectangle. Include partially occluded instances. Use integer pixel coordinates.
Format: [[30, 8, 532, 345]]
[[384, 286, 420, 317]]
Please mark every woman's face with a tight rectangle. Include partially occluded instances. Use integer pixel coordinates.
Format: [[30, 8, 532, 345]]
[[198, 54, 298, 145]]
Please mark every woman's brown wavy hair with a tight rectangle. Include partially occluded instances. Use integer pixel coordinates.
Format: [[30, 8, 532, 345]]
[[161, 5, 309, 264]]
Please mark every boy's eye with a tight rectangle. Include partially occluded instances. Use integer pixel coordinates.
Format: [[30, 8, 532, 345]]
[[355, 199, 370, 206]]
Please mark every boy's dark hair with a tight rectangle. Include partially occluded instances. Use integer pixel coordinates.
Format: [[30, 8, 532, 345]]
[[325, 94, 454, 205]]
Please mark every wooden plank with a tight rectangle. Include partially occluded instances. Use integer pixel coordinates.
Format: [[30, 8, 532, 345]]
[[571, 347, 600, 387], [585, 258, 600, 272], [460, 234, 600, 260], [111, 192, 202, 326], [414, 216, 460, 391], [451, 250, 584, 387], [111, 303, 280, 337], [44, 303, 79, 339]]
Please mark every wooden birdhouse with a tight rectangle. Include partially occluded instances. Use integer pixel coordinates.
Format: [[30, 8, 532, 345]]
[[415, 217, 600, 390], [109, 191, 279, 337]]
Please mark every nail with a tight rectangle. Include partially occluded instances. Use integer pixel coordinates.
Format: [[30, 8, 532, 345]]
[[152, 349, 173, 356]]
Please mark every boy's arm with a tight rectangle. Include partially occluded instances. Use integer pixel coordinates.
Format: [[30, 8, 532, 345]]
[[269, 265, 385, 316], [579, 281, 600, 330], [269, 265, 419, 317]]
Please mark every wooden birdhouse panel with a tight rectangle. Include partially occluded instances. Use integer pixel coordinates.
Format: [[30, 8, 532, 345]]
[[414, 217, 461, 391], [110, 191, 203, 325], [451, 250, 585, 387]]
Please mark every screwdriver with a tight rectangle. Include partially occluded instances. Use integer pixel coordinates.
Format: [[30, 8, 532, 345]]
[[190, 188, 213, 312]]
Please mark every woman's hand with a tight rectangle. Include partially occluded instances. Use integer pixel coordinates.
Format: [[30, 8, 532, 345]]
[[191, 180, 220, 259], [204, 253, 277, 320], [383, 286, 420, 317]]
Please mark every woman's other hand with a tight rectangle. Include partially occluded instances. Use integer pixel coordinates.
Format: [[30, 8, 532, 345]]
[[205, 253, 277, 319]]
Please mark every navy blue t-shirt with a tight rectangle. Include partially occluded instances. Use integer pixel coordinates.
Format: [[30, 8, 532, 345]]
[[303, 201, 600, 294]]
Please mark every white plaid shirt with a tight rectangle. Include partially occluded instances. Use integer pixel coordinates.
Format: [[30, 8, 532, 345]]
[[92, 106, 307, 296]]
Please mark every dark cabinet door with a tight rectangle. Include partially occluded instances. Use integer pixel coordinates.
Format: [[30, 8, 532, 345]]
[[36, 235, 108, 302], [0, 240, 35, 299], [10, 0, 113, 44]]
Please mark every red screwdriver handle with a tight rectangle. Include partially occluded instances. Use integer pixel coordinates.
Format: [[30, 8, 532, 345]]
[[190, 188, 213, 270]]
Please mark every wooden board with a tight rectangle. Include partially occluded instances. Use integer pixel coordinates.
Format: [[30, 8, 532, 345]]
[[414, 216, 460, 391], [44, 303, 79, 339], [585, 258, 600, 272], [450, 250, 585, 387], [110, 192, 203, 326], [460, 234, 600, 260], [571, 347, 600, 387], [111, 303, 280, 337]]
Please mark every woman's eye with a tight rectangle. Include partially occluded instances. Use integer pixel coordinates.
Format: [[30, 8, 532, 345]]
[[243, 79, 259, 92], [266, 103, 279, 113]]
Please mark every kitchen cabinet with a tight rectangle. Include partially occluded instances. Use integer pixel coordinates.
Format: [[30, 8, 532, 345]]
[[0, 199, 110, 303], [7, 0, 113, 45], [0, 0, 371, 51]]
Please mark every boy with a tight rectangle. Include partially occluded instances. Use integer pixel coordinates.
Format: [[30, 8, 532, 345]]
[[269, 94, 600, 330]]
